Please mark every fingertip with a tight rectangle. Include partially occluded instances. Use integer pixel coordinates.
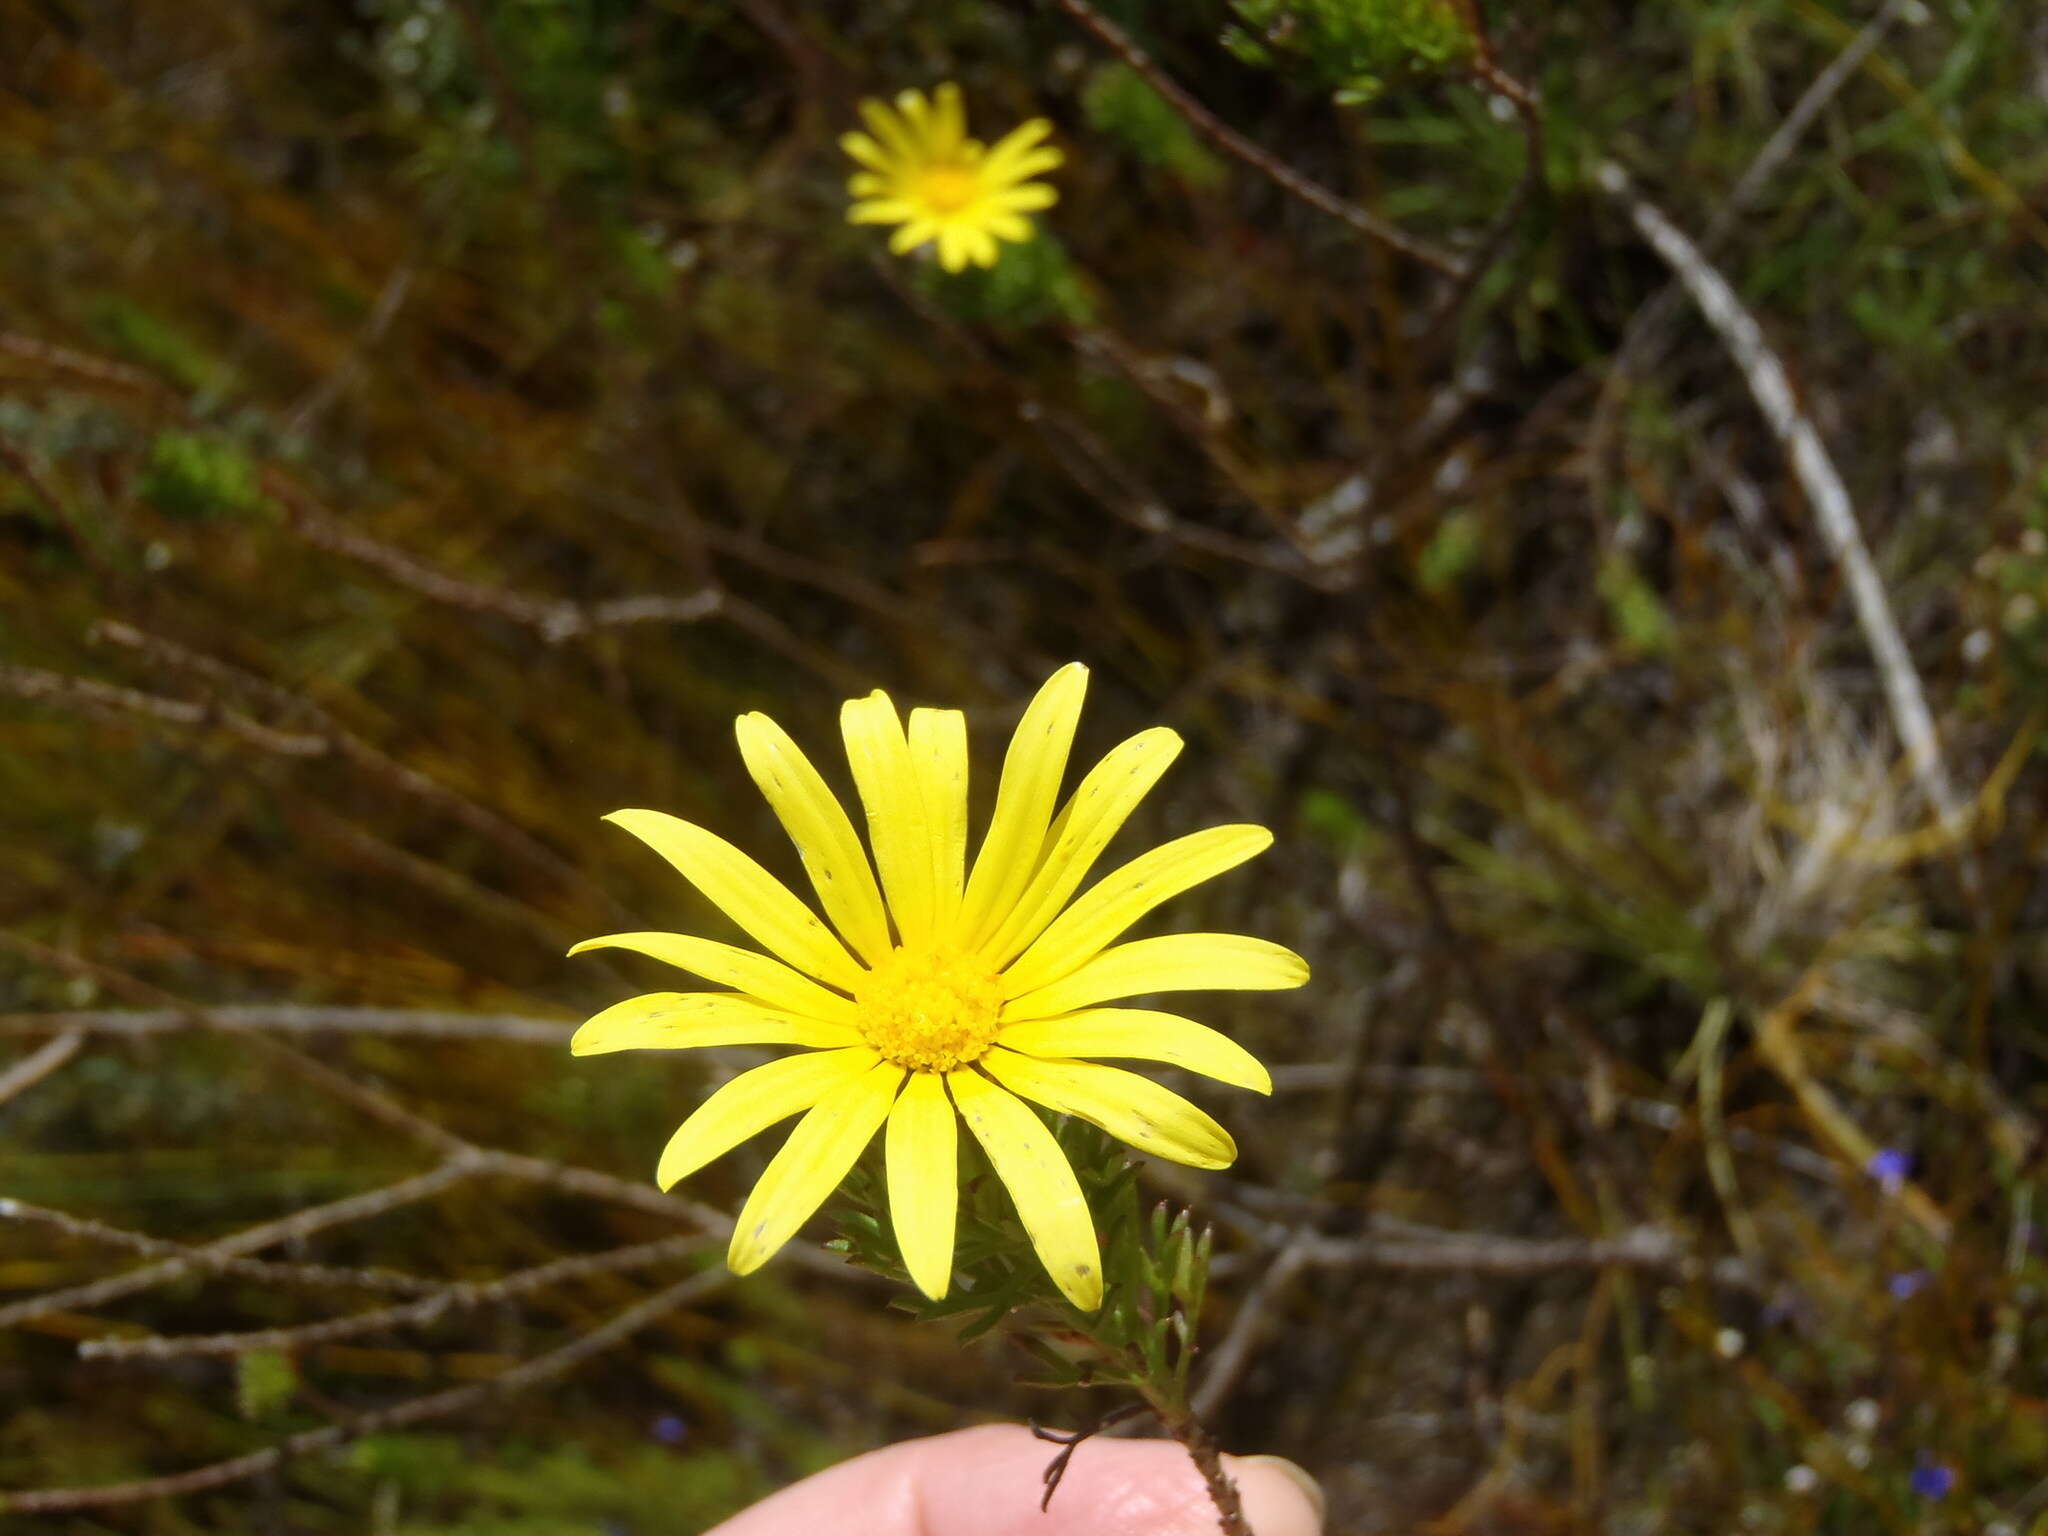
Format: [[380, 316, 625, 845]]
[[1227, 1453, 1326, 1536], [703, 1423, 1325, 1536]]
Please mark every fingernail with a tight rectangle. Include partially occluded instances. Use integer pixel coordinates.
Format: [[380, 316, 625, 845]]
[[1240, 1455, 1325, 1524]]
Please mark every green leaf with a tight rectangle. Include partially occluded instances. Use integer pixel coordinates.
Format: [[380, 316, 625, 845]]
[[235, 1348, 297, 1421]]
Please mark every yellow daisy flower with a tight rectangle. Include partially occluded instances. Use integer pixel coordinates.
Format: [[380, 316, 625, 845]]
[[570, 664, 1306, 1311], [841, 83, 1063, 273]]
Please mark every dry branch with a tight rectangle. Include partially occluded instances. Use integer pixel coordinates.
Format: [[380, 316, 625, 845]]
[[79, 1233, 718, 1360], [0, 1030, 82, 1106], [0, 1268, 733, 1514], [0, 1006, 574, 1044], [0, 1199, 445, 1298], [1596, 162, 1969, 851], [1046, 0, 1464, 277], [0, 1161, 483, 1331]]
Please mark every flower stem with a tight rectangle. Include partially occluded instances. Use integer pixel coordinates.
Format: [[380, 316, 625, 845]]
[[1143, 1386, 1251, 1536]]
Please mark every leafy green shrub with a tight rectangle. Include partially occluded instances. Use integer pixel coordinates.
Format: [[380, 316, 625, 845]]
[[1225, 0, 1476, 103]]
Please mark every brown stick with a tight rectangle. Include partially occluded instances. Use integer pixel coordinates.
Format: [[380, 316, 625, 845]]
[[1045, 0, 1464, 277], [79, 1233, 717, 1359], [0, 1199, 446, 1300], [0, 1268, 732, 1514]]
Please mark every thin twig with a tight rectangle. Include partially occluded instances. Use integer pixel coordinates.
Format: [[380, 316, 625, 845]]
[[1265, 1060, 1841, 1181], [5, 644, 610, 911], [1419, 3, 1547, 340], [0, 662, 329, 757], [1032, 1403, 1148, 1511], [1190, 1227, 1317, 1420], [1290, 1223, 1699, 1276], [0, 1006, 574, 1044], [1044, 0, 1463, 277], [0, 1199, 445, 1298], [0, 1268, 732, 1514], [79, 1233, 717, 1359], [283, 262, 416, 439], [1597, 161, 1970, 855], [0, 330, 180, 402], [1599, 0, 1914, 406], [0, 1030, 82, 1107], [265, 474, 726, 644], [1213, 1206, 1756, 1290], [0, 1161, 482, 1331]]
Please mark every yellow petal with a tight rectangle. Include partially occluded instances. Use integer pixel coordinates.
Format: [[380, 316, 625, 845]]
[[842, 690, 938, 947], [858, 99, 917, 159], [573, 992, 860, 1055], [656, 1046, 878, 1190], [931, 82, 967, 157], [849, 198, 918, 225], [890, 219, 938, 254], [989, 182, 1058, 213], [1002, 825, 1273, 997], [982, 118, 1056, 177], [908, 707, 969, 937], [966, 230, 1000, 268], [839, 131, 895, 173], [570, 933, 858, 1025], [937, 227, 969, 272], [979, 726, 1182, 968], [959, 663, 1089, 949], [949, 1070, 1102, 1310], [885, 1072, 959, 1299], [736, 712, 892, 964], [603, 810, 864, 992], [985, 213, 1032, 243], [729, 1060, 903, 1274], [987, 151, 1062, 188], [982, 1049, 1235, 1168], [995, 1007, 1270, 1094], [1002, 933, 1307, 1018]]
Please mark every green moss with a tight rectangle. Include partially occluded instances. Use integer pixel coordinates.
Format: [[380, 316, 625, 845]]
[[139, 432, 269, 522]]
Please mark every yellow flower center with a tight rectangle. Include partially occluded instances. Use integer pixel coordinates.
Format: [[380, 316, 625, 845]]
[[854, 945, 1003, 1072], [913, 164, 982, 215]]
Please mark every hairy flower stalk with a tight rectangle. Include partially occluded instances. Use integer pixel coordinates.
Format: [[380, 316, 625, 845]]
[[571, 664, 1304, 1309]]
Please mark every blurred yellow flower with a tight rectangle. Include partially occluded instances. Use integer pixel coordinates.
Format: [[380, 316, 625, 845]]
[[571, 664, 1305, 1311], [841, 83, 1062, 272]]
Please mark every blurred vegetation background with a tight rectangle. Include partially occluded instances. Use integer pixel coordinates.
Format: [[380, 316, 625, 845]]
[[4, 0, 2048, 1529]]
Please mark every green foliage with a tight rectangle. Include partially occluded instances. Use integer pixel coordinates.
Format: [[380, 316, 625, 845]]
[[1417, 507, 1482, 592], [1080, 65, 1224, 185], [235, 1350, 298, 1422], [915, 232, 1094, 329], [90, 297, 234, 399], [139, 432, 269, 522], [346, 1434, 757, 1534], [1597, 549, 1675, 657], [833, 1120, 1213, 1426], [1225, 0, 1476, 104]]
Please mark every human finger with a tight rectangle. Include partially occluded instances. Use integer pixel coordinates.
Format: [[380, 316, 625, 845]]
[[706, 1422, 1324, 1536]]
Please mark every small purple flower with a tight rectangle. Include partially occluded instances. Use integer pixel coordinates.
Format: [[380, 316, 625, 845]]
[[1909, 1458, 1954, 1500], [1867, 1148, 1911, 1192], [1887, 1269, 1930, 1301], [650, 1413, 689, 1446]]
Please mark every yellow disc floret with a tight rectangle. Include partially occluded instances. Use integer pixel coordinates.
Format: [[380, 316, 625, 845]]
[[913, 165, 982, 215], [855, 945, 1003, 1072]]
